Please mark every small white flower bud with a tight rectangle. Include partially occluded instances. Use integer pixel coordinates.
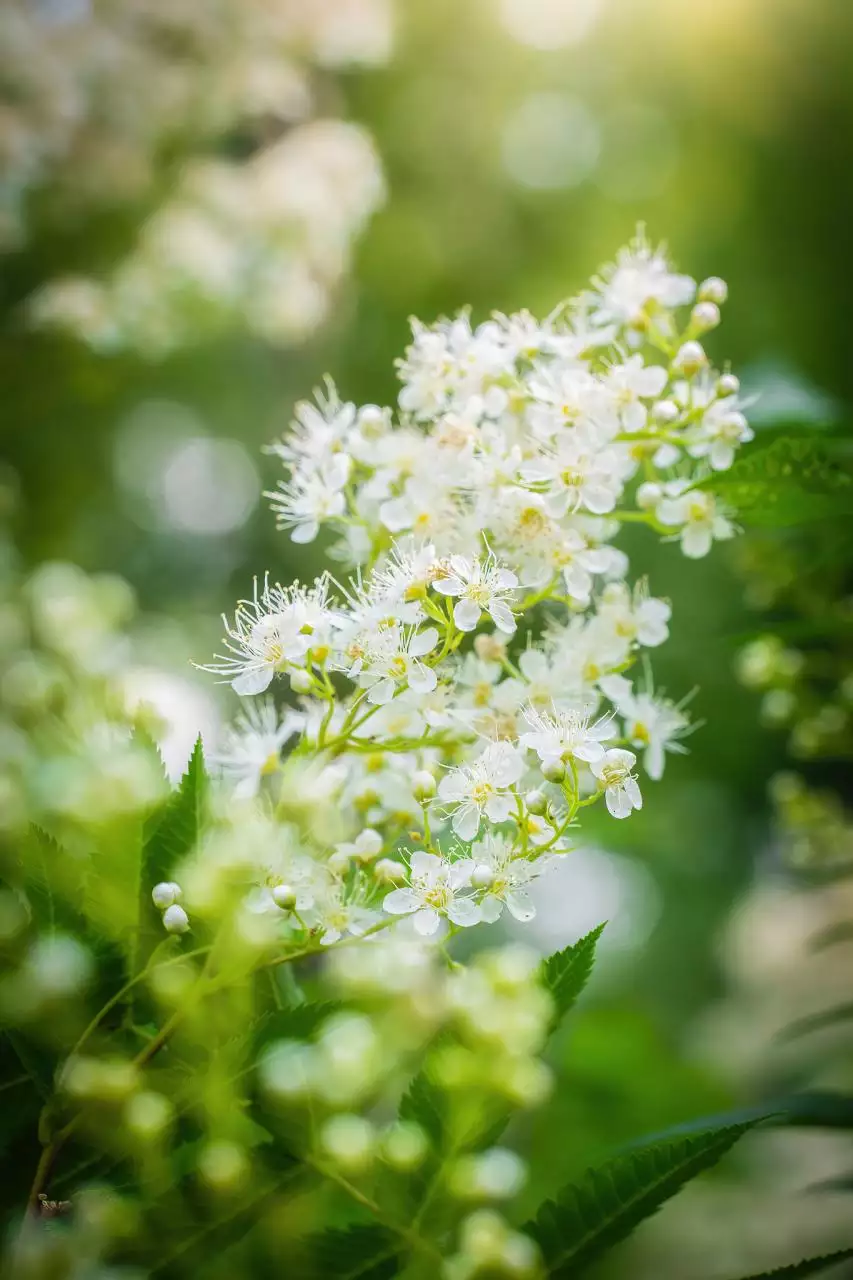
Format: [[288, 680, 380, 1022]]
[[699, 276, 728, 305], [151, 881, 180, 910], [651, 399, 679, 425], [320, 1114, 375, 1172], [470, 864, 495, 891], [541, 759, 566, 784], [673, 341, 707, 375], [636, 481, 662, 511], [412, 770, 437, 802], [524, 788, 547, 815], [474, 633, 507, 663], [272, 883, 297, 911], [381, 1121, 428, 1170], [328, 851, 351, 875], [162, 904, 190, 935], [197, 1141, 249, 1191], [717, 372, 740, 397], [126, 1090, 173, 1140], [375, 858, 406, 883], [691, 301, 720, 332], [289, 669, 313, 694]]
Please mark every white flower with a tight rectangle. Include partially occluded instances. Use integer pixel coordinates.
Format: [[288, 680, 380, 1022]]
[[210, 698, 303, 798], [350, 624, 440, 706], [437, 741, 525, 840], [267, 452, 352, 543], [687, 404, 754, 472], [316, 882, 378, 946], [268, 379, 357, 471], [200, 574, 337, 695], [433, 553, 518, 634], [520, 704, 612, 770], [469, 833, 551, 924], [594, 581, 672, 653], [590, 748, 643, 818], [589, 234, 695, 332], [383, 850, 480, 935], [604, 356, 668, 433], [600, 677, 692, 781], [520, 432, 630, 518], [656, 487, 736, 559]]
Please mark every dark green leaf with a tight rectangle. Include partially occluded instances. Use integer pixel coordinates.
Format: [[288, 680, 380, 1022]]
[[253, 1001, 342, 1051], [293, 1225, 401, 1280], [527, 1122, 755, 1277], [541, 923, 605, 1028], [727, 1247, 853, 1278], [807, 1174, 853, 1194], [700, 435, 853, 528], [810, 921, 853, 952], [399, 1065, 445, 1148]]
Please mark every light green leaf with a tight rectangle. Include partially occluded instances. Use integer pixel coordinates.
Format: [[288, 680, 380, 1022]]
[[527, 1122, 755, 1277], [293, 1225, 401, 1280]]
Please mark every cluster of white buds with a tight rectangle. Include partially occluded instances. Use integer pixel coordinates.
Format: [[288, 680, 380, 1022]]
[[151, 882, 189, 935], [198, 234, 747, 953]]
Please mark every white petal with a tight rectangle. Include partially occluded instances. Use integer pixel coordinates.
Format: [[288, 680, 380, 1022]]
[[454, 598, 481, 631], [413, 907, 441, 936], [232, 667, 274, 696], [292, 521, 319, 544], [410, 627, 439, 657], [506, 890, 536, 923], [452, 804, 481, 841], [489, 602, 517, 634], [479, 895, 504, 924], [447, 898, 481, 928], [368, 677, 396, 705], [432, 575, 463, 598], [409, 661, 437, 693], [383, 888, 419, 915], [574, 740, 606, 764]]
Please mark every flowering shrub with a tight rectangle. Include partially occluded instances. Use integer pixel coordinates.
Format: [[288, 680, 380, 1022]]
[[5, 238, 851, 1279]]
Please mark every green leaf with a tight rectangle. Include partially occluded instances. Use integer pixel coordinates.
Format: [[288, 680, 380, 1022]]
[[810, 921, 853, 952], [541, 923, 606, 1028], [399, 1065, 446, 1149], [134, 737, 209, 983], [253, 1001, 342, 1051], [293, 1225, 401, 1280], [699, 435, 853, 527], [527, 1122, 755, 1277], [727, 1248, 853, 1278], [778, 1001, 853, 1042]]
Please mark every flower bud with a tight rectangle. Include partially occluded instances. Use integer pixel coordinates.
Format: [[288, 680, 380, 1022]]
[[197, 1141, 249, 1192], [474, 633, 506, 663], [412, 770, 437, 802], [289, 669, 313, 694], [320, 1114, 375, 1172], [541, 759, 566, 784], [524, 788, 547, 816], [126, 1090, 173, 1140], [673, 341, 707, 376], [470, 864, 495, 891], [162, 904, 190, 935], [651, 399, 679, 425], [636, 481, 662, 511], [717, 372, 740, 397], [375, 858, 405, 883], [272, 883, 297, 911], [381, 1121, 428, 1170], [690, 301, 720, 333], [151, 881, 180, 910], [699, 276, 728, 305]]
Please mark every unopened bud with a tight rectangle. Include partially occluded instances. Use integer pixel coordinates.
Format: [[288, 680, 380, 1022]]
[[162, 904, 190, 935], [673, 341, 707, 376], [320, 1114, 375, 1172], [474, 633, 506, 663], [690, 302, 720, 333], [152, 881, 180, 910], [412, 770, 437, 802], [524, 788, 547, 816], [636, 482, 662, 511], [717, 372, 740, 397], [272, 883, 297, 911], [541, 759, 566, 784], [289, 669, 313, 694], [126, 1090, 173, 1140], [470, 864, 495, 891], [651, 399, 679, 425], [375, 858, 406, 884], [699, 276, 728, 305], [197, 1141, 249, 1191], [381, 1121, 428, 1170]]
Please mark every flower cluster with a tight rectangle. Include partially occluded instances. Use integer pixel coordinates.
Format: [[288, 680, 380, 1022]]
[[199, 235, 748, 948], [10, 0, 390, 351]]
